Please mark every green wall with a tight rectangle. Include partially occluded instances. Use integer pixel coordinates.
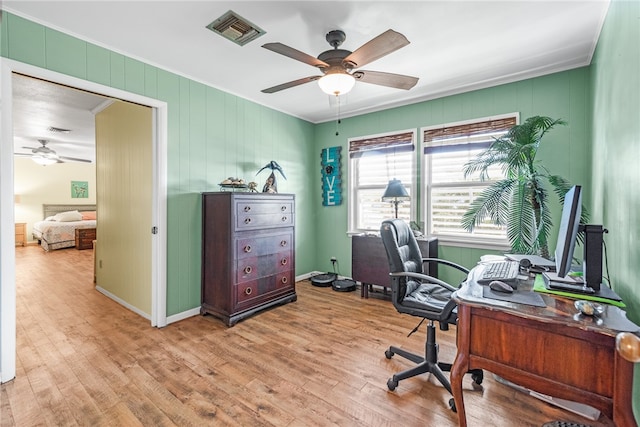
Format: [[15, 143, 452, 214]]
[[2, 4, 639, 420], [1, 12, 317, 316], [314, 68, 592, 279], [590, 0, 640, 418]]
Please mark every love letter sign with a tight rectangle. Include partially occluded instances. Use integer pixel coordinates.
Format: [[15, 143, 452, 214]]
[[321, 146, 342, 206]]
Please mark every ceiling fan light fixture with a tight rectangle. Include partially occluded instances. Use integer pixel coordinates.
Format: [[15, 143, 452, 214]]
[[31, 154, 57, 166], [318, 73, 355, 96]]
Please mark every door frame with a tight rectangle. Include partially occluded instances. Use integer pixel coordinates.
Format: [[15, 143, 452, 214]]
[[0, 59, 168, 383]]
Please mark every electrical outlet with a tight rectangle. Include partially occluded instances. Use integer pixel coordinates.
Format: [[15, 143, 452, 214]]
[[330, 256, 337, 263]]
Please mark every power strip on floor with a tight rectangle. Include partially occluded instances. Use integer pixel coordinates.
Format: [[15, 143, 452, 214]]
[[494, 375, 601, 421]]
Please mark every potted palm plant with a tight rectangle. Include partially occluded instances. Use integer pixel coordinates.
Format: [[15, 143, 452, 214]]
[[461, 116, 588, 258]]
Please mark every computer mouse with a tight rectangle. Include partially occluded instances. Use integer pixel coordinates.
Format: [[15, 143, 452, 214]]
[[489, 280, 514, 293]]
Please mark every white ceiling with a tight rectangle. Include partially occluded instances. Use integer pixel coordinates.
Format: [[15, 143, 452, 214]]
[[12, 74, 107, 163], [6, 1, 610, 162]]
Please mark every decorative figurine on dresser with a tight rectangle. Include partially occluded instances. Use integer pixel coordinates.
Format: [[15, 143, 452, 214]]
[[257, 160, 286, 193], [201, 192, 296, 326]]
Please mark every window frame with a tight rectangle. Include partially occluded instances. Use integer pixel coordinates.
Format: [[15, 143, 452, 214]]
[[347, 128, 417, 235], [420, 113, 519, 249]]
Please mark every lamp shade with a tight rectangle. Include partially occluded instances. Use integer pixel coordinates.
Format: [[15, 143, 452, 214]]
[[318, 72, 355, 96], [382, 179, 410, 201]]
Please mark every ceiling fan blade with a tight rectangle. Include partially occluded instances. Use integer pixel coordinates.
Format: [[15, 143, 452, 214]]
[[261, 76, 322, 94], [21, 146, 39, 150], [59, 155, 92, 163], [352, 70, 419, 90], [343, 29, 410, 69], [262, 43, 329, 69]]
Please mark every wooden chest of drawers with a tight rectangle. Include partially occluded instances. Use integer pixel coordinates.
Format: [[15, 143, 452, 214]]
[[201, 192, 296, 326], [75, 228, 96, 250]]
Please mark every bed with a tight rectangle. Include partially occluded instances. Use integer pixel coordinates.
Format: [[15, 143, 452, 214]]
[[32, 204, 97, 251]]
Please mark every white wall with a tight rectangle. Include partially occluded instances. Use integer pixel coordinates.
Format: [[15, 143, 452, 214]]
[[14, 157, 96, 243]]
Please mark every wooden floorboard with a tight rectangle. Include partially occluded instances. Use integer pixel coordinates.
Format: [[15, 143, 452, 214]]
[[1, 246, 615, 426]]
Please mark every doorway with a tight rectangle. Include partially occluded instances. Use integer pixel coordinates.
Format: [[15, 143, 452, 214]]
[[1, 59, 168, 383]]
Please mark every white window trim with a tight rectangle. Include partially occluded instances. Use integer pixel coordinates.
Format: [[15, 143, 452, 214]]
[[347, 128, 417, 235], [420, 113, 519, 249]]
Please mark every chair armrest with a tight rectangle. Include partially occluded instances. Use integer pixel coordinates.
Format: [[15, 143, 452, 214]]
[[389, 271, 458, 293], [421, 257, 470, 275]]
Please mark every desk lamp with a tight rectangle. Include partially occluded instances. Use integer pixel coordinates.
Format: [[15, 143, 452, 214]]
[[382, 179, 410, 218]]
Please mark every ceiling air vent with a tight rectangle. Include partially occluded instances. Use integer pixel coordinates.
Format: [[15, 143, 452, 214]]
[[206, 10, 265, 46]]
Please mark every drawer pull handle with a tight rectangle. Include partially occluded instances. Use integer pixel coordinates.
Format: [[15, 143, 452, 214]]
[[244, 206, 251, 212], [281, 206, 287, 211], [280, 240, 287, 247], [281, 216, 287, 222], [281, 277, 288, 284], [244, 266, 252, 274], [281, 258, 288, 266], [245, 287, 253, 296], [244, 245, 252, 253], [244, 218, 252, 224]]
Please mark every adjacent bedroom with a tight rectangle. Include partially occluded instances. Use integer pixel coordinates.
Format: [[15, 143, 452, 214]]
[[14, 157, 97, 251], [13, 73, 101, 253]]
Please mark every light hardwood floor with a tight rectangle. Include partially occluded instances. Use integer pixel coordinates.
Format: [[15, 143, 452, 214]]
[[2, 246, 614, 426]]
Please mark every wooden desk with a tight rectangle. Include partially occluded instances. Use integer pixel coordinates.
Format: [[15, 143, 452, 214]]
[[451, 269, 639, 427], [352, 235, 438, 298]]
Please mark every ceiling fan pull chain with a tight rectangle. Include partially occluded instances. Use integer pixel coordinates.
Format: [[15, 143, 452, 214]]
[[335, 94, 341, 136]]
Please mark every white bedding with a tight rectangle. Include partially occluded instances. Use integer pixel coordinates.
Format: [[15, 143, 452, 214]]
[[32, 219, 96, 251]]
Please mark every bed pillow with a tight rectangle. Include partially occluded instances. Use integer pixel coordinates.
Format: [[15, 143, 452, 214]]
[[81, 211, 97, 220], [53, 210, 83, 222]]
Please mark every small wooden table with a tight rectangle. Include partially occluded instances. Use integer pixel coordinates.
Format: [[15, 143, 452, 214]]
[[75, 228, 96, 250], [351, 235, 438, 298], [15, 222, 26, 246], [451, 268, 639, 427]]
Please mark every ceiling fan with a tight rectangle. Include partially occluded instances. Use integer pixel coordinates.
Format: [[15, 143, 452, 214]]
[[15, 139, 92, 165], [261, 29, 419, 96]]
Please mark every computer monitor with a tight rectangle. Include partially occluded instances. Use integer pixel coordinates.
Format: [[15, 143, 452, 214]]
[[554, 185, 582, 278], [544, 185, 610, 294]]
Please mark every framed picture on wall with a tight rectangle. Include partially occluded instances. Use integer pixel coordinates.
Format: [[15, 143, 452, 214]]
[[71, 181, 89, 198]]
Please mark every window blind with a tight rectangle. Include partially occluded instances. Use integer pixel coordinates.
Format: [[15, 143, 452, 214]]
[[349, 131, 414, 158], [423, 117, 516, 154]]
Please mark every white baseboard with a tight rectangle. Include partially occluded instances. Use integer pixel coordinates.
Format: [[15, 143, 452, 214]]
[[166, 307, 201, 325], [161, 271, 338, 326], [300, 271, 355, 282], [95, 286, 151, 321], [296, 271, 324, 281]]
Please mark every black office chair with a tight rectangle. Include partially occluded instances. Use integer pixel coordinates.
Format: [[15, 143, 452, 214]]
[[380, 218, 483, 411]]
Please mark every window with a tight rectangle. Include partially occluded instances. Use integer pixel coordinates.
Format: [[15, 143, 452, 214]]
[[421, 114, 518, 246], [348, 130, 416, 233]]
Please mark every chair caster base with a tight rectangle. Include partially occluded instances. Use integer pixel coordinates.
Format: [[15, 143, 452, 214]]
[[385, 349, 394, 359], [449, 398, 457, 412], [387, 377, 398, 391]]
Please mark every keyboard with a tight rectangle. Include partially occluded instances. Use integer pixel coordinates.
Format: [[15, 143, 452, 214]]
[[477, 261, 519, 285]]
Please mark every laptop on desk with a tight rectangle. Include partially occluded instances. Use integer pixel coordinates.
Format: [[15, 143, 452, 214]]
[[540, 272, 623, 302]]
